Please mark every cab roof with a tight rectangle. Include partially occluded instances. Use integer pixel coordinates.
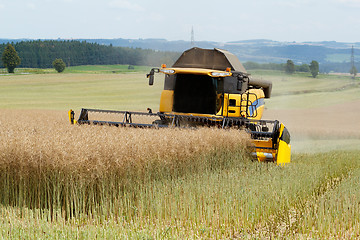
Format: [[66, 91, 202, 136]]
[[172, 47, 247, 73]]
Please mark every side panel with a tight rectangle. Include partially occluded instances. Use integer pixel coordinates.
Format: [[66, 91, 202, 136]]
[[252, 139, 276, 162], [159, 90, 174, 113], [277, 141, 291, 166], [227, 94, 241, 117], [244, 89, 265, 120], [220, 90, 265, 119], [276, 123, 291, 165], [217, 94, 229, 116]]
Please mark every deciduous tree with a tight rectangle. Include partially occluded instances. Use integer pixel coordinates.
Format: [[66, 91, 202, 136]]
[[285, 60, 295, 74], [350, 65, 357, 79], [297, 63, 310, 72], [309, 60, 319, 78], [1, 44, 21, 73], [52, 58, 66, 73]]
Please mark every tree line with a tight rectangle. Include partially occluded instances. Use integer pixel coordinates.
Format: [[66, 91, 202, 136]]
[[244, 60, 359, 76], [243, 60, 318, 75], [1, 40, 357, 78], [0, 40, 180, 69]]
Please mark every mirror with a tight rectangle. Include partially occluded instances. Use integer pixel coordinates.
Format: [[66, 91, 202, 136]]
[[147, 69, 155, 85], [149, 74, 154, 85], [147, 68, 159, 86]]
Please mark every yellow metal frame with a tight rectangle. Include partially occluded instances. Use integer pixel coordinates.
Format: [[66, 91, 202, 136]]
[[68, 109, 76, 124], [160, 67, 232, 77]]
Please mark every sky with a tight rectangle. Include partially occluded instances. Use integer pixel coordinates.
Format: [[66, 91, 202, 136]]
[[0, 0, 360, 43]]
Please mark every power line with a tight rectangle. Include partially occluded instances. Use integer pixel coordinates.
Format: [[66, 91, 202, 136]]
[[351, 45, 355, 69]]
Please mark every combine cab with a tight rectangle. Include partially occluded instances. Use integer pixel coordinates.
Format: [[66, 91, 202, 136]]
[[69, 47, 291, 165]]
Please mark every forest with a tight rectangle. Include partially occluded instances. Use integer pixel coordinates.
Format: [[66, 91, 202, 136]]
[[1, 40, 358, 73], [0, 40, 180, 68]]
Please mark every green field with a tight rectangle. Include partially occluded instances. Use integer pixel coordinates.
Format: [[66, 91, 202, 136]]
[[249, 70, 360, 109], [325, 53, 360, 63], [0, 64, 150, 75], [1, 68, 359, 111], [1, 67, 360, 239], [0, 67, 163, 111]]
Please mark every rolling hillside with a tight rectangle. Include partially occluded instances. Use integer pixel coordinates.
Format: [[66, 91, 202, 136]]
[[79, 38, 360, 67], [1, 38, 359, 72]]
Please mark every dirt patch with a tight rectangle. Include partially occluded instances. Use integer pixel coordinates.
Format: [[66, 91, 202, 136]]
[[263, 100, 360, 136], [263, 100, 360, 153], [272, 82, 360, 97]]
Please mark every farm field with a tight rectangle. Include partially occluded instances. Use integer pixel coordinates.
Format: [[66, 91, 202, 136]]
[[257, 70, 360, 154], [0, 67, 360, 239], [0, 71, 163, 111]]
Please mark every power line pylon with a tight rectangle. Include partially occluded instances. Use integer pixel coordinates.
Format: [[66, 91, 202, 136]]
[[191, 26, 195, 47], [351, 45, 357, 79]]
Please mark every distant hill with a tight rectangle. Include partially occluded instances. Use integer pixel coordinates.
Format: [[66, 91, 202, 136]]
[[0, 40, 180, 69], [75, 38, 360, 72], [1, 38, 359, 72], [72, 38, 359, 63]]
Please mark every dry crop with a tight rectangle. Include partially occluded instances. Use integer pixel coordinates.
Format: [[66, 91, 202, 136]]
[[1, 112, 360, 239], [0, 109, 251, 220]]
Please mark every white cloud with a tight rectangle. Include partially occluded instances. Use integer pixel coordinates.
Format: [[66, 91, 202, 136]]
[[273, 0, 311, 8], [0, 1, 5, 9], [337, 0, 360, 2], [336, 0, 360, 7], [27, 3, 36, 9], [108, 0, 144, 12]]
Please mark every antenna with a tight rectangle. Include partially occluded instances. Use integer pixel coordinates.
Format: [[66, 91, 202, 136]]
[[191, 26, 195, 47]]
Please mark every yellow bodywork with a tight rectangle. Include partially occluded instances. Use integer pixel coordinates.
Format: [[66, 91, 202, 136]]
[[160, 67, 232, 77], [252, 139, 276, 162], [159, 90, 174, 112], [277, 141, 291, 165], [252, 123, 291, 165], [68, 109, 76, 124], [220, 90, 265, 120], [276, 124, 291, 166], [160, 89, 265, 120], [159, 67, 265, 120], [160, 89, 265, 117]]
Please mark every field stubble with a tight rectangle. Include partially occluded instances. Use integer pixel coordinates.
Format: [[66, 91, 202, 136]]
[[1, 110, 360, 239], [0, 109, 251, 220]]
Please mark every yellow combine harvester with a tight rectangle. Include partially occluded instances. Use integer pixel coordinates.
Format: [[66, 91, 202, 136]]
[[69, 47, 291, 165]]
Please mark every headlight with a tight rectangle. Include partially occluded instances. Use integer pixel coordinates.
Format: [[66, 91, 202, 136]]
[[210, 72, 232, 77], [160, 69, 175, 74]]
